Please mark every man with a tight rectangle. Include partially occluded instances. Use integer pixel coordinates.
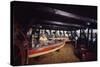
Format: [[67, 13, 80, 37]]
[[39, 33, 48, 47]]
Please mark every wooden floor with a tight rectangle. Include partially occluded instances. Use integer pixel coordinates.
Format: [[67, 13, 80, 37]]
[[29, 43, 80, 64]]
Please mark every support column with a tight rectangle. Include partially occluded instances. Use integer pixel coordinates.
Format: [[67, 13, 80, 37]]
[[87, 28, 90, 47]]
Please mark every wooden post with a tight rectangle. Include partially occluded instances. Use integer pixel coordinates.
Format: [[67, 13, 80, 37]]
[[91, 28, 93, 44], [87, 28, 89, 47]]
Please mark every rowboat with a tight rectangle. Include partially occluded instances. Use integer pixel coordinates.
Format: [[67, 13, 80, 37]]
[[28, 39, 67, 58]]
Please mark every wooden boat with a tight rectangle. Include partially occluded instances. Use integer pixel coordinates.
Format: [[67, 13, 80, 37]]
[[28, 39, 67, 58]]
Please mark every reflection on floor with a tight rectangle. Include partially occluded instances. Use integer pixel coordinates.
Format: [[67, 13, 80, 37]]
[[29, 43, 80, 64]]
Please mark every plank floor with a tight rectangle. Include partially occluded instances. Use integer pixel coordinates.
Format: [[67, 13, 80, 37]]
[[29, 43, 80, 64]]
